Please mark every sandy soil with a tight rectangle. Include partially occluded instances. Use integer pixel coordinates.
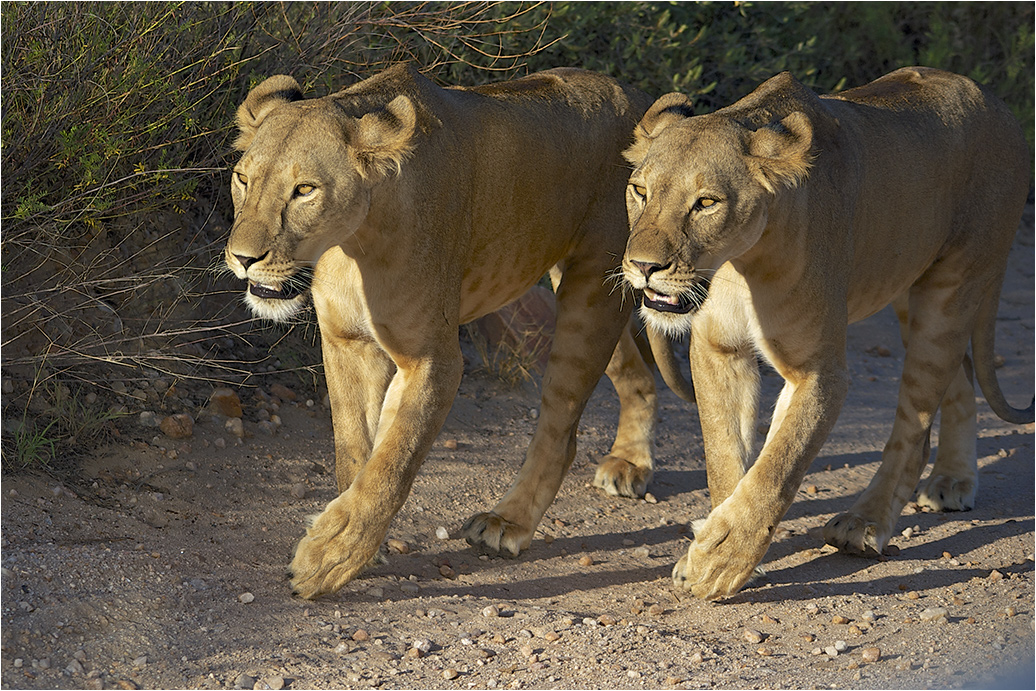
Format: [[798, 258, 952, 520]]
[[2, 209, 1033, 690]]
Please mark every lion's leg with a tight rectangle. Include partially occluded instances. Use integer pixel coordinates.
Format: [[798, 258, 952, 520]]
[[592, 324, 658, 498], [461, 258, 631, 555], [824, 278, 975, 555], [890, 295, 979, 512], [321, 334, 395, 492], [291, 347, 463, 599]]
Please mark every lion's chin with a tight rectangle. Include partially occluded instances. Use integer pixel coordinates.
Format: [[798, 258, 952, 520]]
[[639, 302, 695, 338], [244, 291, 309, 322]]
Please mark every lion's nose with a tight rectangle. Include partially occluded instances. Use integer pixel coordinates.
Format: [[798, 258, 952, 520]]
[[630, 259, 670, 278], [234, 251, 268, 271]]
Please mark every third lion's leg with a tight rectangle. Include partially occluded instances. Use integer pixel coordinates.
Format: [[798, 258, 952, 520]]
[[461, 255, 632, 555], [593, 324, 658, 498]]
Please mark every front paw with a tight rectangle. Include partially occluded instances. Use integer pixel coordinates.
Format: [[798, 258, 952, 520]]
[[592, 455, 652, 498], [289, 494, 383, 599], [917, 473, 976, 512], [461, 511, 532, 556], [822, 511, 889, 556], [671, 513, 771, 600]]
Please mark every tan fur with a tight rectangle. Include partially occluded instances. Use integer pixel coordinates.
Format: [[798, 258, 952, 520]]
[[622, 67, 1033, 600], [225, 64, 657, 599]]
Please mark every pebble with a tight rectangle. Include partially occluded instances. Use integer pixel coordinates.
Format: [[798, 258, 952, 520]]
[[209, 388, 243, 417], [214, 437, 227, 449], [160, 413, 194, 439], [386, 538, 409, 554], [834, 640, 847, 652], [988, 569, 1004, 581], [861, 647, 881, 662], [689, 651, 704, 664], [832, 615, 850, 625], [139, 411, 159, 427], [270, 383, 296, 401], [543, 631, 560, 642], [578, 555, 593, 567], [352, 629, 370, 641], [225, 417, 245, 438], [257, 676, 284, 690], [443, 668, 459, 680], [743, 628, 764, 644], [644, 492, 658, 504], [439, 564, 456, 579], [920, 607, 949, 623], [633, 546, 651, 559], [825, 646, 839, 657], [412, 639, 433, 654], [598, 614, 617, 626], [132, 655, 148, 668], [443, 439, 458, 450], [435, 526, 450, 540], [238, 592, 254, 604], [648, 604, 664, 616], [901, 527, 914, 539], [290, 483, 307, 499], [861, 610, 877, 622], [482, 604, 500, 617], [234, 674, 255, 689]]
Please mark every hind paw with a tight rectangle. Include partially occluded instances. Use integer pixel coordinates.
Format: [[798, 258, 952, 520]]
[[592, 455, 652, 498]]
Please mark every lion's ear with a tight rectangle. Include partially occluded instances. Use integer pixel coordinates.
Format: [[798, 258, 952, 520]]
[[350, 95, 417, 181], [234, 75, 304, 151], [747, 111, 814, 194], [623, 93, 695, 165]]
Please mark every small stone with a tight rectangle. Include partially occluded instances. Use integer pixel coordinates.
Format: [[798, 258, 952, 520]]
[[832, 615, 850, 625], [848, 625, 863, 636], [352, 629, 370, 641], [214, 437, 227, 449], [234, 674, 255, 689], [290, 483, 307, 499], [160, 413, 194, 439], [689, 651, 704, 664], [209, 388, 243, 417], [482, 605, 500, 618], [400, 582, 419, 594], [647, 604, 664, 616], [834, 640, 847, 652], [519, 644, 535, 657], [257, 677, 285, 690], [132, 655, 148, 668], [665, 676, 683, 686], [806, 485, 818, 495], [405, 648, 422, 659], [543, 631, 560, 642], [634, 546, 651, 559], [270, 383, 296, 401], [412, 639, 433, 653], [920, 607, 949, 623], [988, 569, 1004, 582], [861, 647, 881, 663], [901, 527, 914, 539], [635, 625, 649, 635], [367, 587, 384, 598], [598, 614, 617, 626], [743, 628, 764, 644], [1004, 606, 1017, 617], [644, 492, 658, 504], [386, 538, 409, 554], [238, 592, 255, 604], [439, 564, 456, 579], [622, 538, 636, 546], [442, 667, 459, 680], [825, 646, 839, 657], [578, 554, 593, 567], [861, 610, 877, 622], [811, 647, 823, 656], [435, 526, 450, 540], [757, 646, 773, 656], [443, 439, 458, 450], [906, 591, 920, 600], [225, 417, 245, 438]]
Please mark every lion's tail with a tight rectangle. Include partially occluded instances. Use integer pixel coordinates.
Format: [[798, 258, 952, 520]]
[[971, 287, 1034, 425], [646, 326, 696, 403]]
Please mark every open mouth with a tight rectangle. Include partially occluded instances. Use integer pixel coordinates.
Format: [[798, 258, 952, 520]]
[[642, 287, 699, 315], [249, 280, 304, 300]]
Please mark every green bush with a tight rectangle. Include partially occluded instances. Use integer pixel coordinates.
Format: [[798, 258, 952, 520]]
[[1, 1, 1031, 469]]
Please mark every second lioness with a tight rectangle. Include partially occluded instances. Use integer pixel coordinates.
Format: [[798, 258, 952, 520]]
[[623, 67, 1032, 599], [226, 65, 656, 599]]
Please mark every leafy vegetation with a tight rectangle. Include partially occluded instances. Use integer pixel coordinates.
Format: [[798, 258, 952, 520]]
[[2, 1, 1031, 469]]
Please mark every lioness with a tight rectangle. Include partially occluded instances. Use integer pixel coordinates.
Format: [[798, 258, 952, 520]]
[[226, 64, 657, 598], [622, 67, 1033, 600]]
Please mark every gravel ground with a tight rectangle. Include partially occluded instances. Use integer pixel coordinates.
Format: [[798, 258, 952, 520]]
[[1, 210, 1033, 690]]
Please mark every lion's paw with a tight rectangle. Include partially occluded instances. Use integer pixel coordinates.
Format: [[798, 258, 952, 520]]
[[288, 495, 382, 599], [822, 511, 889, 556], [670, 512, 770, 600], [592, 455, 652, 498], [460, 512, 532, 557], [917, 474, 976, 512]]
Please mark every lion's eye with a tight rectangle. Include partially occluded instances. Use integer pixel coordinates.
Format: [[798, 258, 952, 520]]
[[630, 184, 647, 200], [294, 184, 315, 198], [697, 198, 717, 210], [235, 171, 249, 186]]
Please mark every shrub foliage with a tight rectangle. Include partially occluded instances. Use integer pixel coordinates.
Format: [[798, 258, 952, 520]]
[[1, 1, 1032, 469]]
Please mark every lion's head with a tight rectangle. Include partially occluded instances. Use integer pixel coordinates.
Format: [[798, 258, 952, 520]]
[[621, 91, 814, 336], [225, 74, 417, 321]]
